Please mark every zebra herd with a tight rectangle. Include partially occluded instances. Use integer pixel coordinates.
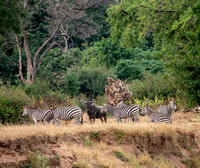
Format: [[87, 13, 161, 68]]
[[22, 100, 177, 125]]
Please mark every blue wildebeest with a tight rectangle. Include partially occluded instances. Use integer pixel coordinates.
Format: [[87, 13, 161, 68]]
[[85, 100, 107, 124]]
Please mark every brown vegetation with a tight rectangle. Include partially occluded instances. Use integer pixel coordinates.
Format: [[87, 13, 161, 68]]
[[105, 77, 133, 105], [0, 112, 200, 167]]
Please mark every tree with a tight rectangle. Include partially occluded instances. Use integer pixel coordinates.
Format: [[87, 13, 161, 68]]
[[107, 0, 200, 104], [16, 0, 95, 84], [0, 0, 21, 35]]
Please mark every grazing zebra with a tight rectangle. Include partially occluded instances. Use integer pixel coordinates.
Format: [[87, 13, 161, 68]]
[[141, 104, 156, 116], [51, 107, 83, 125], [22, 107, 52, 125], [102, 104, 140, 123], [148, 112, 172, 124], [158, 100, 177, 115], [141, 104, 172, 124], [117, 101, 142, 120]]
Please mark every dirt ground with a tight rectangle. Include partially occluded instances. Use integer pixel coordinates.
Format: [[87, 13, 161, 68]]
[[0, 112, 200, 168]]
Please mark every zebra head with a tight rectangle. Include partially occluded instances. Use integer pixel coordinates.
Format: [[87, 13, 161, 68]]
[[168, 100, 177, 112], [141, 105, 155, 116], [141, 105, 148, 116], [102, 104, 107, 112], [22, 107, 29, 117]]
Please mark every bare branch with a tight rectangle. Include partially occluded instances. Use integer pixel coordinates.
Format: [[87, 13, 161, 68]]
[[15, 34, 25, 83], [71, 0, 95, 11], [33, 0, 95, 70], [36, 42, 60, 73]]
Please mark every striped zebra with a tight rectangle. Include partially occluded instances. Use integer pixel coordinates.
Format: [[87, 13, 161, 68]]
[[50, 106, 83, 125], [141, 104, 172, 124], [148, 112, 172, 124], [141, 104, 156, 116], [158, 100, 177, 115], [22, 107, 52, 125], [102, 104, 140, 123]]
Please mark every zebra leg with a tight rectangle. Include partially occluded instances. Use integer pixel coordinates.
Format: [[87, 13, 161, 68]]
[[118, 117, 123, 123], [33, 118, 38, 125], [55, 119, 61, 125], [44, 120, 49, 126], [147, 117, 154, 123]]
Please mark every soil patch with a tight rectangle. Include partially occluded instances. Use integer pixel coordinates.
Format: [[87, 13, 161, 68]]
[[0, 130, 199, 167]]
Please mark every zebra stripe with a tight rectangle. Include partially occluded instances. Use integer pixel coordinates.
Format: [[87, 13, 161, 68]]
[[123, 105, 140, 122], [22, 107, 52, 125], [158, 100, 177, 116], [102, 104, 140, 123], [52, 107, 83, 125], [148, 113, 172, 124]]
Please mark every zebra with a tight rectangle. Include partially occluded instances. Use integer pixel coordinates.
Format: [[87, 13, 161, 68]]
[[148, 112, 172, 124], [49, 106, 83, 125], [158, 100, 177, 115], [102, 104, 140, 123], [141, 104, 172, 124], [141, 104, 156, 116], [22, 107, 53, 125], [117, 101, 142, 120]]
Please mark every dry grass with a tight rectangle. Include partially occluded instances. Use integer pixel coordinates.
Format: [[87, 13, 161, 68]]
[[61, 139, 176, 168], [0, 112, 200, 168], [0, 112, 200, 141]]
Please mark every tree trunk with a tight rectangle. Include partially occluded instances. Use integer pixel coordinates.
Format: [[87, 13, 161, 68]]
[[21, 17, 34, 84], [17, 0, 95, 84], [105, 77, 133, 106]]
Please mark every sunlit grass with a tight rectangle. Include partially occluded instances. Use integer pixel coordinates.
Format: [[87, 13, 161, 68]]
[[0, 112, 200, 141]]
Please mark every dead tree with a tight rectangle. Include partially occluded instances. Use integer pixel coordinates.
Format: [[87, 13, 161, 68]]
[[105, 77, 133, 106]]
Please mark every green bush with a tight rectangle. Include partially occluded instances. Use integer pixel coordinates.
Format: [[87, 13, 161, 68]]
[[0, 85, 32, 124], [128, 73, 177, 101], [115, 59, 144, 81], [26, 150, 49, 168], [24, 79, 55, 100], [78, 65, 116, 97], [63, 72, 80, 97]]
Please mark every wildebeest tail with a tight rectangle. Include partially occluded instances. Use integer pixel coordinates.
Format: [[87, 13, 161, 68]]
[[80, 113, 83, 124]]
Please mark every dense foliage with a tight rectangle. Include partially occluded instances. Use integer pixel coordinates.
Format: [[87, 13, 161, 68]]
[[107, 0, 200, 104], [0, 86, 32, 124], [0, 0, 199, 124]]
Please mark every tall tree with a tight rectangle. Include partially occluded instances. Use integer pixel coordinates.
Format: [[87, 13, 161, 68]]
[[107, 0, 200, 104], [16, 0, 95, 84]]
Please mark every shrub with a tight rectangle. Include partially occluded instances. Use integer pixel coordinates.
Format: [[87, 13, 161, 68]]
[[78, 65, 116, 97], [128, 73, 177, 101], [24, 79, 55, 100], [0, 85, 32, 124], [26, 150, 49, 168], [63, 72, 80, 97], [115, 59, 144, 81]]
